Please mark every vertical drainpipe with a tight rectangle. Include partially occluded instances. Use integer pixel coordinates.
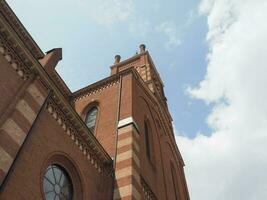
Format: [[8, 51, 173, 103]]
[[113, 74, 122, 170], [113, 54, 122, 169], [111, 55, 122, 199]]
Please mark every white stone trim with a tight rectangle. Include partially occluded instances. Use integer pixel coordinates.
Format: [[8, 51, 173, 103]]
[[118, 117, 140, 133], [1, 118, 26, 145], [27, 84, 45, 106], [0, 146, 13, 173], [16, 99, 36, 123]]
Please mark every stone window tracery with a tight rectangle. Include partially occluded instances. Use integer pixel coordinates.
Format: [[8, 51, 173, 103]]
[[43, 164, 73, 200]]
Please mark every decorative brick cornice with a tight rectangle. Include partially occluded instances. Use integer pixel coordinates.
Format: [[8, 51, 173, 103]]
[[46, 94, 114, 177], [72, 76, 120, 102], [110, 53, 141, 69], [0, 1, 44, 59], [0, 3, 115, 174], [0, 27, 33, 80], [141, 176, 158, 200]]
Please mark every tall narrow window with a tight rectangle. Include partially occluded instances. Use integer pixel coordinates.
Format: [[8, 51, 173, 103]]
[[144, 121, 151, 159], [85, 107, 98, 133]]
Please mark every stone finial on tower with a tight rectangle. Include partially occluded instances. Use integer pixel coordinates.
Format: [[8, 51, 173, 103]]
[[139, 44, 146, 53], [114, 55, 121, 64]]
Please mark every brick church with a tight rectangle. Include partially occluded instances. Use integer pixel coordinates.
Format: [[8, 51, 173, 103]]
[[0, 1, 190, 199]]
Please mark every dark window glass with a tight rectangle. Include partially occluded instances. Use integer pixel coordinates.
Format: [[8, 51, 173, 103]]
[[43, 165, 73, 200], [85, 107, 98, 133], [144, 121, 151, 159]]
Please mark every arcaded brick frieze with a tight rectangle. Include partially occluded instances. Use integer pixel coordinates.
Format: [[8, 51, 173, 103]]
[[0, 2, 190, 198], [72, 78, 119, 102], [0, 3, 114, 176], [0, 28, 34, 80], [46, 95, 114, 176]]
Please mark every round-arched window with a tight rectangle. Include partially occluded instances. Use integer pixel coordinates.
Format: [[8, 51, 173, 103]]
[[43, 165, 73, 200], [85, 106, 98, 133]]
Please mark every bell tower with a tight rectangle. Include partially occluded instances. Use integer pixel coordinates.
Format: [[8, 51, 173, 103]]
[[72, 44, 190, 200], [111, 44, 168, 107]]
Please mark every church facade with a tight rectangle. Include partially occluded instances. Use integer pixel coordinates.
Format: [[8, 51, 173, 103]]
[[0, 1, 190, 199]]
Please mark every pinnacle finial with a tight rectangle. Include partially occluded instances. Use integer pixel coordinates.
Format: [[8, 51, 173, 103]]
[[114, 55, 121, 64], [139, 44, 146, 53]]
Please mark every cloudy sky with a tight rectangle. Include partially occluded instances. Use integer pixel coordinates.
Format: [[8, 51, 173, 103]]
[[7, 0, 267, 199]]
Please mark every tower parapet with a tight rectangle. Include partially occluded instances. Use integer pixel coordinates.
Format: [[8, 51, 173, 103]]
[[110, 44, 168, 110]]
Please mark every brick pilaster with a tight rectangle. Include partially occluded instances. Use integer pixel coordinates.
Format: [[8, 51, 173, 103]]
[[114, 118, 141, 200]]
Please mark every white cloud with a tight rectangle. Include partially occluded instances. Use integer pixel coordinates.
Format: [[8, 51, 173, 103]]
[[77, 0, 153, 38], [176, 0, 267, 199], [156, 21, 182, 49], [199, 0, 215, 14], [128, 19, 152, 37], [185, 9, 199, 26], [78, 0, 135, 27]]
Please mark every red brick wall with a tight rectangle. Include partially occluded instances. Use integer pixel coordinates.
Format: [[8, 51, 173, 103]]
[[0, 109, 113, 200], [73, 73, 135, 158], [0, 55, 24, 115], [132, 71, 189, 200], [74, 81, 120, 157], [73, 70, 189, 199], [132, 76, 168, 199], [162, 142, 188, 200]]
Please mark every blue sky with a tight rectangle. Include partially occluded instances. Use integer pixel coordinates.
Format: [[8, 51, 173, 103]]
[[7, 0, 267, 199], [7, 0, 210, 139]]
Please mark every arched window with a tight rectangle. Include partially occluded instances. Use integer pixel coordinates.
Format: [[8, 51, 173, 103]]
[[43, 164, 73, 200], [144, 121, 151, 160], [85, 107, 98, 133]]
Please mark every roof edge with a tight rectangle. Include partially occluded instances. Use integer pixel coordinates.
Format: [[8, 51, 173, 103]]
[[0, 1, 44, 59]]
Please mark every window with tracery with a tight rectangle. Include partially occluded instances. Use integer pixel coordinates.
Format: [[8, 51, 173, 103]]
[[43, 164, 73, 200]]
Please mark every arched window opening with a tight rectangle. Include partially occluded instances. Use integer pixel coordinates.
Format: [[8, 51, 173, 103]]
[[43, 164, 73, 200], [85, 107, 98, 133], [144, 121, 151, 160]]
